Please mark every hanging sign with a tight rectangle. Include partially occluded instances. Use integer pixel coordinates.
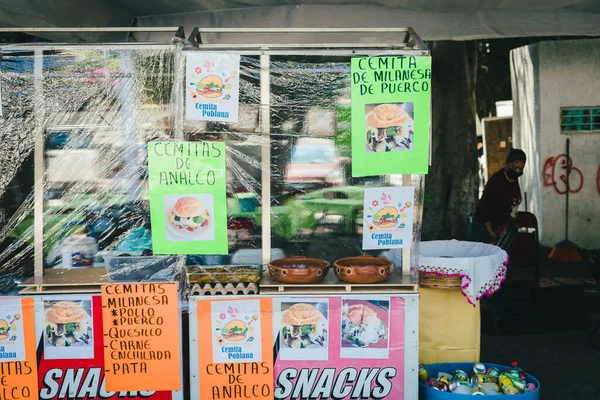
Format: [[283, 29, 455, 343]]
[[351, 56, 432, 176], [362, 186, 415, 250], [0, 297, 38, 400], [36, 295, 182, 400], [101, 283, 181, 392], [147, 141, 228, 255], [196, 298, 274, 400], [186, 52, 240, 122]]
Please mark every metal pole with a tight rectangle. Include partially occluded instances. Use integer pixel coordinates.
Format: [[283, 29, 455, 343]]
[[117, 50, 139, 203], [33, 48, 45, 277], [260, 55, 271, 266], [0, 27, 181, 33], [565, 137, 570, 240]]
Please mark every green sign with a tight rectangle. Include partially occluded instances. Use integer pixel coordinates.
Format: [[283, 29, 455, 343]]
[[147, 141, 228, 255], [351, 56, 432, 176]]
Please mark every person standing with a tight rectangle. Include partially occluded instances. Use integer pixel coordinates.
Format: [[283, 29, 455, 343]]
[[471, 149, 526, 243]]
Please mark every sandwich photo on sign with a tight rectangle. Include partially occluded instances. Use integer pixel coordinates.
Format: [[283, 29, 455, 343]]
[[366, 103, 414, 153], [340, 299, 390, 359], [164, 194, 214, 242], [43, 298, 94, 359], [211, 300, 263, 363], [0, 298, 27, 362], [186, 52, 240, 122], [362, 186, 415, 250], [279, 301, 329, 361]]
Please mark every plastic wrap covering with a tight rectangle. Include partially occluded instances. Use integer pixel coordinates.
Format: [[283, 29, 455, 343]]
[[0, 45, 182, 293], [176, 51, 424, 282], [0, 43, 423, 296]]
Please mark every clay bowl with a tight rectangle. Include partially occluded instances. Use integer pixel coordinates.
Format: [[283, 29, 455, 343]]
[[268, 256, 330, 284], [334, 255, 394, 284]]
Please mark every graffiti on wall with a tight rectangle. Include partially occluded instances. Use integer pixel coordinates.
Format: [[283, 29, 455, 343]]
[[542, 154, 584, 194]]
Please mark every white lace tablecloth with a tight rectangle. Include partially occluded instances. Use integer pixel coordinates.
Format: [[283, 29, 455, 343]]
[[419, 240, 509, 306]]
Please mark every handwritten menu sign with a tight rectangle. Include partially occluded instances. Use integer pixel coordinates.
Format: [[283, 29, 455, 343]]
[[197, 298, 274, 399], [0, 298, 38, 399], [147, 141, 228, 255], [101, 283, 181, 392], [351, 56, 432, 176]]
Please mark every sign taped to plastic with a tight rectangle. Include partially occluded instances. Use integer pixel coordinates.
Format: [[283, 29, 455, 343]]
[[351, 56, 432, 176]]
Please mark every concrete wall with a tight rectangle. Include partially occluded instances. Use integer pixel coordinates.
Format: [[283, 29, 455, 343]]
[[512, 39, 600, 249]]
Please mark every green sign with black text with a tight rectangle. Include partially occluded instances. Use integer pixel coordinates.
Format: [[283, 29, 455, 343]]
[[351, 56, 432, 176], [147, 141, 228, 255]]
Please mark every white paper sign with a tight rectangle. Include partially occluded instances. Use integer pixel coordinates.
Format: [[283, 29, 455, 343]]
[[0, 298, 27, 361], [362, 186, 415, 250], [186, 52, 240, 122], [211, 300, 262, 363]]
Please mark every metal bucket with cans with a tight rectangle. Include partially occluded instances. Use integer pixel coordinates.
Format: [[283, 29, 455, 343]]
[[419, 362, 540, 399]]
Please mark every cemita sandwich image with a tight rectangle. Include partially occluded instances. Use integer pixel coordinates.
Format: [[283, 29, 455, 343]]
[[45, 301, 92, 347], [169, 197, 210, 233], [373, 206, 399, 228], [221, 319, 248, 341], [0, 320, 9, 340], [281, 303, 327, 349], [341, 303, 388, 348], [197, 75, 224, 98], [366, 104, 414, 152]]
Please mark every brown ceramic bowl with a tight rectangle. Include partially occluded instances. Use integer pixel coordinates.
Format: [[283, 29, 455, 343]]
[[334, 255, 394, 284], [268, 256, 330, 284]]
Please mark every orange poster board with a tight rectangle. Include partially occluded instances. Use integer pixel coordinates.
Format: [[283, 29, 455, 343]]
[[197, 298, 274, 400], [101, 283, 181, 392], [0, 297, 38, 399]]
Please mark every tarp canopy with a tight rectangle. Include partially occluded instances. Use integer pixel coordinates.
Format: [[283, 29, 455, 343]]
[[1, 0, 600, 43]]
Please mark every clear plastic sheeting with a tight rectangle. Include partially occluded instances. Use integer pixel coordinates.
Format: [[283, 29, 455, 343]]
[[0, 41, 423, 295], [0, 45, 178, 292]]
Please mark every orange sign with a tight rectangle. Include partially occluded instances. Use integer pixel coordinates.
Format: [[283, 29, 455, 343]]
[[101, 283, 181, 392], [0, 297, 38, 399], [197, 298, 274, 400]]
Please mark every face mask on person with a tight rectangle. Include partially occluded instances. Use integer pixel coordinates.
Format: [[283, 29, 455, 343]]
[[505, 168, 523, 179]]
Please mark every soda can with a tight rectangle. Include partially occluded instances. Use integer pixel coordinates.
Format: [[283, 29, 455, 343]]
[[438, 372, 453, 381], [486, 367, 501, 378], [471, 386, 485, 396], [451, 370, 470, 382], [471, 373, 492, 385], [508, 375, 527, 392], [499, 374, 520, 395], [473, 362, 487, 375], [418, 364, 428, 382], [432, 380, 449, 392]]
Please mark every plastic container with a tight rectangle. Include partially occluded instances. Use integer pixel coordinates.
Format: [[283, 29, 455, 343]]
[[105, 254, 180, 282], [419, 362, 540, 399], [187, 264, 261, 284], [59, 236, 99, 268]]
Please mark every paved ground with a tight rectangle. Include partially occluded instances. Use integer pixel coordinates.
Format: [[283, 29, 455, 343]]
[[480, 248, 600, 399]]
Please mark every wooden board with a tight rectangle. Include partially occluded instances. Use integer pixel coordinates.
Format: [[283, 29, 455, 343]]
[[18, 267, 107, 294], [260, 270, 418, 295]]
